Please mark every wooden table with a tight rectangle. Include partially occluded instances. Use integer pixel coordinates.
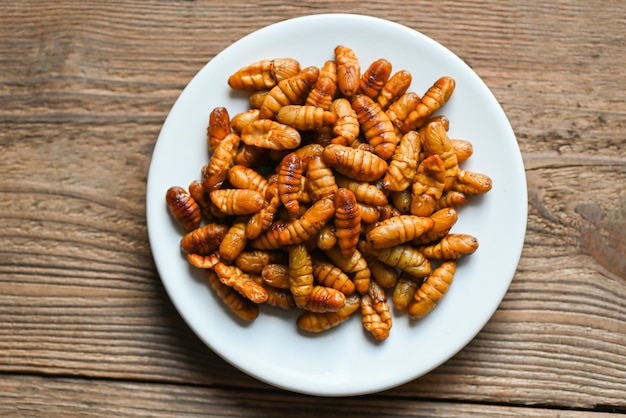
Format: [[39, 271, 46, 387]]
[[1, 1, 625, 416]]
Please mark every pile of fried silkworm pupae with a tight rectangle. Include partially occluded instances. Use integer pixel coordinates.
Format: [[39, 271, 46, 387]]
[[165, 45, 492, 341]]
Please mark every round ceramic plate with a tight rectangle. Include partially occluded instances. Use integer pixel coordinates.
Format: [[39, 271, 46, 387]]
[[146, 13, 527, 396]]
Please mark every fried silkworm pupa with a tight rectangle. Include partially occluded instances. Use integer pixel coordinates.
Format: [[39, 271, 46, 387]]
[[288, 244, 315, 309], [297, 294, 361, 333], [207, 270, 259, 322], [258, 66, 320, 120], [377, 69, 412, 110], [322, 144, 388, 183], [408, 261, 456, 319], [403, 76, 456, 132], [241, 119, 302, 151], [303, 285, 346, 313], [228, 58, 301, 91], [359, 58, 392, 99], [165, 186, 202, 232], [351, 94, 397, 161], [335, 45, 361, 98], [365, 215, 434, 249], [334, 188, 361, 258], [418, 233, 479, 260], [180, 223, 229, 255], [312, 261, 356, 295], [207, 106, 231, 153], [209, 189, 265, 215]]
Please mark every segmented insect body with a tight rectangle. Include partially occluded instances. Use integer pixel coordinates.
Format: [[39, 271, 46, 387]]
[[207, 107, 231, 153], [202, 132, 240, 190], [165, 186, 202, 232], [218, 218, 248, 261], [241, 119, 301, 150], [303, 285, 347, 313], [434, 191, 468, 212], [359, 58, 392, 99], [277, 152, 303, 216], [365, 215, 434, 249], [362, 242, 432, 279], [228, 58, 301, 91], [236, 250, 287, 274], [306, 60, 338, 110], [451, 169, 493, 195], [228, 165, 268, 196], [288, 244, 315, 309], [230, 109, 260, 135], [408, 261, 456, 319], [209, 189, 265, 215], [391, 275, 419, 310], [377, 70, 412, 110], [412, 207, 458, 245], [261, 263, 290, 289], [207, 270, 259, 322], [312, 261, 356, 295], [245, 186, 281, 239], [276, 105, 337, 131], [322, 144, 388, 182], [256, 279, 296, 310], [258, 66, 320, 119], [381, 130, 421, 192], [410, 154, 446, 217], [324, 246, 371, 295], [389, 189, 412, 213], [361, 292, 390, 341], [188, 180, 229, 221], [419, 233, 479, 259], [306, 154, 338, 201], [330, 98, 360, 145], [275, 197, 335, 246], [335, 175, 388, 206], [386, 92, 420, 134], [180, 223, 229, 255], [451, 139, 473, 163], [419, 120, 459, 191], [213, 260, 269, 304], [335, 45, 361, 98], [368, 281, 392, 329], [357, 202, 381, 224], [403, 76, 456, 132], [334, 188, 361, 258], [248, 90, 268, 109], [316, 224, 337, 250], [352, 94, 397, 160], [297, 294, 360, 333]]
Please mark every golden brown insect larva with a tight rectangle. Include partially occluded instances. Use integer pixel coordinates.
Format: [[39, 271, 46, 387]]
[[351, 94, 397, 160], [412, 207, 458, 245], [389, 189, 412, 214], [391, 275, 419, 311], [451, 169, 493, 195], [359, 58, 392, 99], [335, 175, 387, 207], [419, 233, 479, 260], [361, 242, 432, 279], [227, 165, 268, 196], [381, 130, 421, 192], [230, 109, 261, 135], [335, 45, 361, 98], [450, 139, 473, 163], [306, 60, 338, 110], [322, 144, 388, 183], [403, 76, 456, 132], [377, 203, 402, 221], [386, 91, 420, 134], [202, 132, 240, 190], [218, 218, 248, 261], [213, 260, 269, 304], [248, 90, 269, 109], [276, 105, 337, 131], [316, 224, 338, 250], [186, 253, 219, 269], [306, 154, 338, 202], [418, 119, 459, 191], [357, 202, 381, 225], [250, 275, 296, 310], [207, 107, 231, 153], [377, 69, 412, 110], [228, 58, 301, 91], [365, 215, 434, 250], [180, 223, 229, 255], [236, 250, 287, 274], [410, 154, 446, 217], [274, 197, 335, 246], [408, 261, 456, 319], [209, 188, 265, 215], [368, 281, 392, 329], [258, 66, 320, 120], [261, 263, 290, 289], [207, 270, 259, 322], [330, 98, 360, 145], [361, 293, 390, 341], [334, 188, 361, 258], [358, 242, 399, 288], [297, 294, 360, 333], [165, 186, 202, 232], [312, 261, 356, 295], [324, 246, 371, 295], [241, 119, 302, 151], [303, 285, 347, 313], [276, 152, 303, 216], [288, 243, 315, 309]]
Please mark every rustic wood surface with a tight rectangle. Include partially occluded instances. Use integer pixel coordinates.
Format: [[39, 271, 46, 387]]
[[1, 0, 625, 416]]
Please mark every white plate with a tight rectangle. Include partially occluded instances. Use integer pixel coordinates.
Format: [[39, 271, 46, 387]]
[[146, 13, 527, 396]]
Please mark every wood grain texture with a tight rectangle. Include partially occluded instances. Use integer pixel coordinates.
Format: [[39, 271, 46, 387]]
[[1, 0, 625, 415]]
